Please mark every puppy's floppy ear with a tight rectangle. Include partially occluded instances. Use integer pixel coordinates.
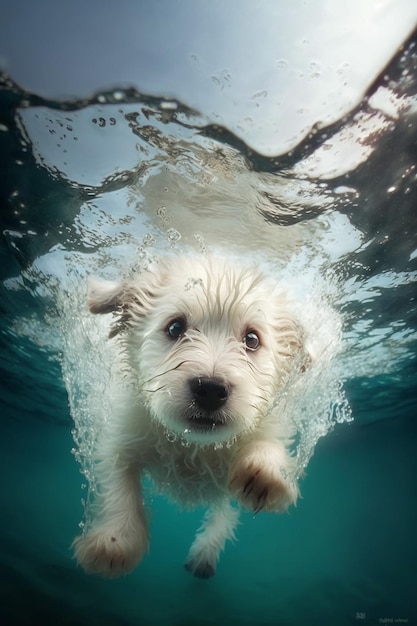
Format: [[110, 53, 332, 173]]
[[88, 277, 137, 338], [273, 311, 312, 372], [87, 277, 125, 314], [87, 274, 158, 338]]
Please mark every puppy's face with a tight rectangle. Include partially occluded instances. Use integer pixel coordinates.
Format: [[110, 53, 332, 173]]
[[88, 257, 305, 445]]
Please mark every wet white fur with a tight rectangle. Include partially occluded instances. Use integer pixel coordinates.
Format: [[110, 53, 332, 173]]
[[73, 255, 309, 578]]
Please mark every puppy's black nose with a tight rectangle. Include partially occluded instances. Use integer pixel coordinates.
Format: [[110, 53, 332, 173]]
[[189, 377, 229, 412]]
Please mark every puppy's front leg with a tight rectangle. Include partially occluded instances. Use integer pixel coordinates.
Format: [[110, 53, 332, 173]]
[[229, 441, 299, 513], [73, 457, 148, 578]]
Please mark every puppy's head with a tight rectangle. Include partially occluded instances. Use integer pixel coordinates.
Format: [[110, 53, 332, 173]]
[[88, 256, 308, 445]]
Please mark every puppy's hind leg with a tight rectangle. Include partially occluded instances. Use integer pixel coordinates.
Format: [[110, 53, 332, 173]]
[[185, 499, 240, 579]]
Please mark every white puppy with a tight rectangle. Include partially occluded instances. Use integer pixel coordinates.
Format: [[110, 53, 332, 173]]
[[73, 255, 310, 578]]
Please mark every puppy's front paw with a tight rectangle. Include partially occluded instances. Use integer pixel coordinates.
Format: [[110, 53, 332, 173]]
[[73, 524, 148, 578], [229, 442, 299, 513]]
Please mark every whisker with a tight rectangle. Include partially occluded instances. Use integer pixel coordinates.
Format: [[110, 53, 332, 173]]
[[140, 360, 188, 386], [245, 358, 274, 380], [141, 384, 168, 394]]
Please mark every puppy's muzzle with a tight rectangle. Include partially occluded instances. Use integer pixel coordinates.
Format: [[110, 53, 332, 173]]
[[189, 377, 229, 412]]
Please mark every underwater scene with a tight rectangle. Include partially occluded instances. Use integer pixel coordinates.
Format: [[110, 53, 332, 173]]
[[1, 4, 416, 626]]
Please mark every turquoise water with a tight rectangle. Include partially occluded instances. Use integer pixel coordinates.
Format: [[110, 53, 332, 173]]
[[1, 31, 417, 626]]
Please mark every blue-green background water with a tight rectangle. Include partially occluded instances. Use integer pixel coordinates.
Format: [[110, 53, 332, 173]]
[[1, 4, 417, 625]]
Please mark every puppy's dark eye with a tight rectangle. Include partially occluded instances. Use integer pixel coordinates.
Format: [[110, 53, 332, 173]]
[[166, 318, 186, 339], [243, 331, 260, 351]]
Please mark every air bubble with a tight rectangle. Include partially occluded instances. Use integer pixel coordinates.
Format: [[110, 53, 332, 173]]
[[181, 430, 192, 447], [166, 228, 181, 242], [185, 277, 203, 291], [279, 466, 289, 480], [142, 233, 155, 245], [252, 90, 267, 100], [276, 59, 288, 70], [193, 233, 206, 253], [165, 430, 178, 443]]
